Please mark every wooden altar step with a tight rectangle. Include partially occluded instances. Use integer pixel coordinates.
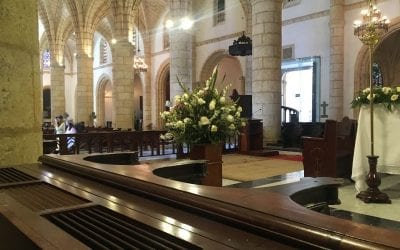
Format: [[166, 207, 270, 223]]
[[239, 148, 279, 157]]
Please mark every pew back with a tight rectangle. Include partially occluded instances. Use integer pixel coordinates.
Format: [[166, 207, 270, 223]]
[[302, 117, 357, 179]]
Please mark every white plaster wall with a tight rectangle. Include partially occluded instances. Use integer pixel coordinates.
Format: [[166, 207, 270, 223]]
[[283, 0, 329, 20], [282, 15, 330, 111], [194, 0, 246, 82]]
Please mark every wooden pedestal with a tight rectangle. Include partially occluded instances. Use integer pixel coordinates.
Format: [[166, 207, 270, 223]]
[[190, 143, 222, 187]]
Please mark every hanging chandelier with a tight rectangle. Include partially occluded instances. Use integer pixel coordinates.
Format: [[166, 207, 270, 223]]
[[353, 0, 389, 46], [133, 7, 148, 73]]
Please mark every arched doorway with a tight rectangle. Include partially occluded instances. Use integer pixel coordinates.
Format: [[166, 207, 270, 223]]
[[96, 75, 112, 128], [43, 87, 51, 120], [155, 61, 170, 128]]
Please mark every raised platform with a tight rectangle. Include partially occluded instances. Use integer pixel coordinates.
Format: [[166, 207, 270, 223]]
[[239, 149, 279, 157]]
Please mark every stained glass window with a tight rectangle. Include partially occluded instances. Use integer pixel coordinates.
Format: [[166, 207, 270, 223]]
[[42, 50, 51, 69]]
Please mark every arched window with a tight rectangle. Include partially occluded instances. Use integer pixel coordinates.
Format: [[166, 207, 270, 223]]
[[100, 39, 109, 64], [213, 0, 225, 26], [372, 62, 383, 87], [42, 50, 51, 70]]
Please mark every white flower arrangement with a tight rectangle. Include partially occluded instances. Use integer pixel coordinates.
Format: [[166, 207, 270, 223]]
[[351, 86, 400, 111], [160, 66, 246, 144]]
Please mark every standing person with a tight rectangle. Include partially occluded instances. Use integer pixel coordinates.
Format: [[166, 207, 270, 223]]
[[65, 118, 77, 151], [54, 115, 65, 134], [53, 115, 65, 153]]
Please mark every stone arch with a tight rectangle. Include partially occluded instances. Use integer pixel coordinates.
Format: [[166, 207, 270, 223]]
[[155, 59, 170, 129], [95, 74, 113, 127], [199, 49, 244, 94], [354, 17, 400, 95]]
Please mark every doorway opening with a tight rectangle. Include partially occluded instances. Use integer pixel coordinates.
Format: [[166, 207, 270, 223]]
[[281, 56, 320, 122]]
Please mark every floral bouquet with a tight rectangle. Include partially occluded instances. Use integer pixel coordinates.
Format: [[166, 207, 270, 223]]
[[160, 67, 246, 145], [351, 86, 400, 111]]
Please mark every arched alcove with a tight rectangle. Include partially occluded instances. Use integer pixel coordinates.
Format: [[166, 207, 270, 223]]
[[155, 60, 170, 129], [96, 74, 113, 127], [199, 50, 244, 95]]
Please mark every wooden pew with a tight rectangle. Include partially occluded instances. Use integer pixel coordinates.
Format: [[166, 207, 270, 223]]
[[302, 117, 357, 179]]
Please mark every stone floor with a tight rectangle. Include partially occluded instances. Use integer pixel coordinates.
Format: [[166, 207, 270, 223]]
[[222, 151, 400, 232], [142, 150, 400, 232]]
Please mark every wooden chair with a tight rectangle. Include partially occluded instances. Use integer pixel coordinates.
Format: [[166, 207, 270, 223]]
[[302, 117, 357, 179]]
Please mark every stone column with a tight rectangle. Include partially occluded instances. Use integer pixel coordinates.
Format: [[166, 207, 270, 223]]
[[50, 63, 65, 118], [75, 54, 94, 125], [245, 8, 253, 95], [112, 40, 134, 129], [251, 0, 282, 144], [169, 0, 192, 101], [328, 0, 344, 120], [142, 34, 152, 129], [0, 0, 42, 165]]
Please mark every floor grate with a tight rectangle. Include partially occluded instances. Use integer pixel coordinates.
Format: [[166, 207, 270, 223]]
[[0, 168, 38, 184], [1, 183, 89, 212], [44, 205, 202, 249]]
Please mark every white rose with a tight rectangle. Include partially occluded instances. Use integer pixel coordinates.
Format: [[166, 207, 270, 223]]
[[176, 120, 184, 128], [367, 93, 376, 100], [383, 87, 392, 94], [197, 90, 204, 96], [182, 93, 189, 100], [209, 99, 216, 110], [199, 116, 210, 126], [397, 87, 400, 92], [219, 96, 225, 104], [211, 125, 218, 132], [184, 118, 191, 123], [174, 95, 181, 103], [198, 98, 206, 105], [229, 124, 236, 130], [237, 106, 242, 112], [391, 94, 399, 101], [226, 114, 234, 122]]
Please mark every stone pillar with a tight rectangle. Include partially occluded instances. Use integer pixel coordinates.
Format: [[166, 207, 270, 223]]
[[169, 0, 192, 101], [245, 8, 253, 95], [76, 54, 94, 125], [328, 0, 344, 120], [50, 63, 65, 118], [251, 0, 282, 144], [112, 40, 134, 129], [0, 0, 42, 165], [142, 34, 152, 129]]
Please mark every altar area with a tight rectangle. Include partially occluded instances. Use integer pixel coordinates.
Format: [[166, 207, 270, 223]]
[[352, 105, 400, 192]]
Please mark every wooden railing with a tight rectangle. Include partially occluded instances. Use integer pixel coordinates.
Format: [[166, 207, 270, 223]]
[[281, 106, 299, 123], [43, 130, 239, 156]]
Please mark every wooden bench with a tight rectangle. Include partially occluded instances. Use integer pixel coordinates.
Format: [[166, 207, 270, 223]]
[[302, 117, 357, 179]]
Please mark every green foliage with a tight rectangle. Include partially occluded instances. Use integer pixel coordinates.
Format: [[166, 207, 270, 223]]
[[351, 86, 400, 111], [160, 66, 246, 144]]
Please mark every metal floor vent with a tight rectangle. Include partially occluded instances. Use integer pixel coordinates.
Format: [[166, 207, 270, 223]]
[[1, 183, 88, 212], [0, 167, 38, 184], [43, 205, 202, 250]]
